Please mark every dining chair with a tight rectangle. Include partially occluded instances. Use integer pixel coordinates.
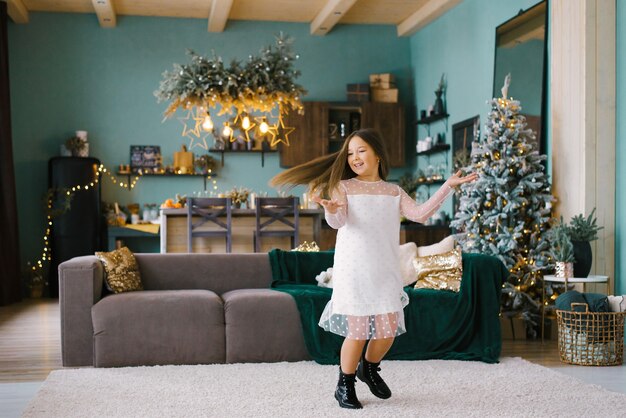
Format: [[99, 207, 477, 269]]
[[187, 197, 232, 253]]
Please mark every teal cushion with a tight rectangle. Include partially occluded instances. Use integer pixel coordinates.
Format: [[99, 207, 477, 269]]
[[556, 291, 587, 312], [583, 293, 609, 313]]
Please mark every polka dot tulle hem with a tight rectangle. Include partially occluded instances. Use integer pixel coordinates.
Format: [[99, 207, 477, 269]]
[[319, 311, 406, 340]]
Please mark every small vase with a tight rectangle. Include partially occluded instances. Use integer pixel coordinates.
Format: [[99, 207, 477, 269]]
[[433, 91, 445, 115], [572, 240, 592, 278], [555, 261, 574, 278]]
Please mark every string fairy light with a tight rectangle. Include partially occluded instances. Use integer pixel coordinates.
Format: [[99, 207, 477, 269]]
[[30, 163, 218, 274]]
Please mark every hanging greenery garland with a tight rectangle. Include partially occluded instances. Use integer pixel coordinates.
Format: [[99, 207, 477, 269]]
[[154, 32, 307, 118]]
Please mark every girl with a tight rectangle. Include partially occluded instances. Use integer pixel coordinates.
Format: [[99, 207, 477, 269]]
[[271, 128, 477, 409]]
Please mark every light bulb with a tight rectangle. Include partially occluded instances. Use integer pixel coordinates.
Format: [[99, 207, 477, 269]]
[[223, 123, 233, 137], [202, 115, 214, 131], [259, 120, 269, 134], [242, 115, 251, 130]]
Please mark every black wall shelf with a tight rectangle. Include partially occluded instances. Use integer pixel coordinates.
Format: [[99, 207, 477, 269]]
[[416, 143, 450, 156], [116, 171, 216, 191], [209, 148, 276, 167], [416, 113, 449, 136]]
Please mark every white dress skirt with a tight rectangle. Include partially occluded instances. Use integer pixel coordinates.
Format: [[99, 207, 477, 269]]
[[318, 178, 453, 340]]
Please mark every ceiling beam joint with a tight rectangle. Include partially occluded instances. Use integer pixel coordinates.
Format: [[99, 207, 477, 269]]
[[311, 0, 359, 36], [208, 0, 234, 33], [91, 0, 117, 28], [397, 0, 463, 37]]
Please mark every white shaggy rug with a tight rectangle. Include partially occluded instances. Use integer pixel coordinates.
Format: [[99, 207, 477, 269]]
[[22, 357, 626, 417]]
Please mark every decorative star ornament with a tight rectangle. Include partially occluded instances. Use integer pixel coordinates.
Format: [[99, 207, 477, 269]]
[[186, 131, 209, 151], [177, 109, 196, 137], [270, 114, 295, 147]]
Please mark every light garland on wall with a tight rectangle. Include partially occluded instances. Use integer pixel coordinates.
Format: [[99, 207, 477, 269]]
[[154, 33, 306, 151], [29, 163, 217, 277]]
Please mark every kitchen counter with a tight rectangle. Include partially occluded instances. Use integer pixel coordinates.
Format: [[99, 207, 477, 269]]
[[160, 208, 324, 253]]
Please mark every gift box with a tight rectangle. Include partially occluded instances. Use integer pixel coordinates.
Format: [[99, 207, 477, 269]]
[[346, 83, 370, 103], [371, 88, 398, 103], [369, 73, 396, 89]]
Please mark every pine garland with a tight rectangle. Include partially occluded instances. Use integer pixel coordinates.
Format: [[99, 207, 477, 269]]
[[154, 33, 307, 118]]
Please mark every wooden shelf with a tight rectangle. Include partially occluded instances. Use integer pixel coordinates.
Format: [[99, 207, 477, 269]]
[[416, 113, 449, 125], [115, 171, 216, 191], [416, 143, 450, 156], [208, 148, 277, 167]]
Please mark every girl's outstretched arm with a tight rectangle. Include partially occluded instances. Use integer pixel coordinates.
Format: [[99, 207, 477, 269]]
[[400, 170, 477, 223], [313, 184, 348, 229]]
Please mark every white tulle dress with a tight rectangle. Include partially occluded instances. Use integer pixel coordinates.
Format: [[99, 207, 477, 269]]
[[318, 178, 454, 340]]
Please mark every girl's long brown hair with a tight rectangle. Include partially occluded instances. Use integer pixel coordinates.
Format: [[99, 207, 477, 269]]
[[270, 128, 390, 197]]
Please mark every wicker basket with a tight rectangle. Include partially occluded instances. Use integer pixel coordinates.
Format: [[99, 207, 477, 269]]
[[557, 302, 626, 366]]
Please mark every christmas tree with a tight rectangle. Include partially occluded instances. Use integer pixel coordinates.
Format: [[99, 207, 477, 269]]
[[451, 74, 554, 327]]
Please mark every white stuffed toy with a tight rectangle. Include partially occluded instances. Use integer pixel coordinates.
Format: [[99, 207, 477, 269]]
[[315, 267, 334, 288]]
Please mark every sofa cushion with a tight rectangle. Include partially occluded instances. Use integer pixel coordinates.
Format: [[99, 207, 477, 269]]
[[95, 247, 143, 294], [134, 253, 272, 295], [92, 289, 225, 367], [223, 289, 311, 363]]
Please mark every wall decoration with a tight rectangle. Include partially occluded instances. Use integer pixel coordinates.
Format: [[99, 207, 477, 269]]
[[130, 145, 162, 173], [154, 33, 307, 151]]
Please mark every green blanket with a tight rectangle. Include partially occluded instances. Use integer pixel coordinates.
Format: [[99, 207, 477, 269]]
[[269, 249, 506, 365]]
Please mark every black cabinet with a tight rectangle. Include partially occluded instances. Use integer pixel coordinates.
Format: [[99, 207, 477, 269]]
[[48, 157, 105, 297]]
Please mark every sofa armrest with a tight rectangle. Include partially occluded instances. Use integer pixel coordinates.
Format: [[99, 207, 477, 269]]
[[59, 255, 104, 367]]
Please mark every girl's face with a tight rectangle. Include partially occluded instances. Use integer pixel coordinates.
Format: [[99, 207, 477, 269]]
[[347, 136, 380, 179]]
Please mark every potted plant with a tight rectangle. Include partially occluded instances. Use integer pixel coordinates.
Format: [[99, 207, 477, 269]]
[[568, 208, 603, 277], [194, 154, 216, 175], [546, 217, 575, 278], [24, 263, 47, 298], [227, 187, 251, 209], [65, 136, 87, 157]]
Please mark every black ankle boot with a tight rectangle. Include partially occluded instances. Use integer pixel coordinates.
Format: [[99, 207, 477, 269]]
[[356, 355, 391, 399], [335, 368, 363, 409]]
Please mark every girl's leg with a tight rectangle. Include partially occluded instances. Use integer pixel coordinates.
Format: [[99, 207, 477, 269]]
[[356, 313, 399, 400], [364, 337, 394, 363], [336, 337, 367, 409], [366, 312, 399, 361], [340, 337, 367, 373]]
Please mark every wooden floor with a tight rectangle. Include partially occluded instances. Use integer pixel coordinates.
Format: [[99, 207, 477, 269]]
[[0, 298, 567, 383]]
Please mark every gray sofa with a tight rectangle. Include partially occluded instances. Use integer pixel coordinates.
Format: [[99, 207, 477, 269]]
[[59, 253, 311, 367]]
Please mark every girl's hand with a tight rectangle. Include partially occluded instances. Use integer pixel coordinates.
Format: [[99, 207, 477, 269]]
[[447, 170, 478, 188], [312, 195, 344, 214]]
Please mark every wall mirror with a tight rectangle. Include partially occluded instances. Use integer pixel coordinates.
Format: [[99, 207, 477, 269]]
[[493, 0, 547, 153]]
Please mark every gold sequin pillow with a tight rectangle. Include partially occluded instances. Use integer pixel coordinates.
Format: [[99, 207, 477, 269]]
[[412, 247, 462, 292], [95, 246, 143, 293]]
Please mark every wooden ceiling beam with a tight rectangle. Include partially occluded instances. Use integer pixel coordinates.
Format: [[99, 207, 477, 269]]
[[397, 0, 463, 37], [91, 0, 117, 28], [6, 0, 29, 24], [208, 0, 234, 32], [310, 0, 359, 36]]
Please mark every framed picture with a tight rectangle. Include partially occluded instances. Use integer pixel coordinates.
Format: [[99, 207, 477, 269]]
[[130, 145, 162, 173], [452, 115, 480, 171], [451, 116, 480, 215]]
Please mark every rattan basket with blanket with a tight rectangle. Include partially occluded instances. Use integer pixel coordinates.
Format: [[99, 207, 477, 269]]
[[557, 302, 625, 366]]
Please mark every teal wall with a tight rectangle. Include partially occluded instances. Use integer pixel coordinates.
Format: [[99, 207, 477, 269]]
[[8, 13, 411, 264], [616, 0, 624, 296], [409, 0, 542, 215]]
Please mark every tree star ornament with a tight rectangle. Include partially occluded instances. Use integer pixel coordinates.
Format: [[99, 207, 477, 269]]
[[270, 114, 295, 147]]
